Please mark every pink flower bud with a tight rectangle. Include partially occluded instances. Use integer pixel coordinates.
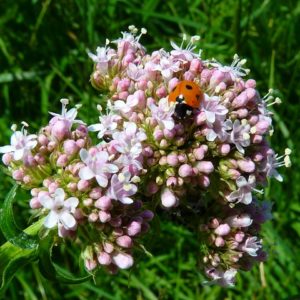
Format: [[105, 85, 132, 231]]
[[99, 211, 111, 223], [177, 153, 187, 163], [189, 59, 202, 73], [117, 78, 131, 91], [67, 182, 77, 192], [38, 134, 49, 146], [30, 197, 41, 209], [97, 252, 112, 265], [196, 161, 214, 174], [89, 187, 102, 199], [228, 169, 241, 180], [76, 139, 86, 149], [168, 77, 179, 92], [127, 221, 142, 236], [183, 71, 195, 81], [235, 231, 245, 242], [160, 139, 169, 148], [208, 218, 219, 229], [236, 108, 248, 118], [84, 259, 97, 271], [88, 212, 98, 223], [198, 175, 210, 187], [77, 179, 90, 191], [47, 141, 56, 152], [153, 129, 163, 141], [2, 153, 13, 165], [118, 91, 129, 100], [116, 236, 133, 248], [215, 236, 225, 247], [193, 146, 207, 160], [255, 120, 270, 135], [156, 86, 167, 98], [166, 176, 177, 187], [161, 188, 177, 208], [163, 128, 175, 139], [75, 125, 88, 138], [237, 159, 255, 173], [178, 164, 193, 177], [57, 154, 68, 167], [218, 144, 230, 156], [166, 153, 179, 166], [159, 156, 167, 165], [83, 198, 93, 207], [200, 69, 213, 85], [245, 79, 256, 88], [232, 91, 248, 108], [12, 169, 24, 181], [95, 196, 112, 210], [248, 115, 259, 125], [214, 224, 231, 236], [63, 140, 79, 155], [103, 242, 114, 253], [112, 253, 134, 269], [146, 181, 159, 195], [253, 134, 263, 144], [142, 146, 153, 157], [51, 120, 70, 141], [48, 182, 59, 193]]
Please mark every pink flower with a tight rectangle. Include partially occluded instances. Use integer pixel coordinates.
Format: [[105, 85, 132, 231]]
[[149, 98, 175, 130], [201, 94, 228, 124], [79, 148, 118, 188], [106, 172, 138, 204], [227, 176, 256, 205], [0, 126, 37, 161], [40, 188, 79, 235]]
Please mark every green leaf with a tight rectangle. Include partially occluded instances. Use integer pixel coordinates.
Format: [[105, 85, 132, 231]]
[[0, 184, 38, 249], [0, 249, 38, 296], [38, 234, 91, 284]]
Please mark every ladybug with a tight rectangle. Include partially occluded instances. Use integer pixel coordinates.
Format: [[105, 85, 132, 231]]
[[168, 80, 204, 119]]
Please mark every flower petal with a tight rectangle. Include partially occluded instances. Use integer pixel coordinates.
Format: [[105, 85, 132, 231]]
[[44, 211, 59, 228], [79, 166, 95, 180], [59, 211, 76, 229]]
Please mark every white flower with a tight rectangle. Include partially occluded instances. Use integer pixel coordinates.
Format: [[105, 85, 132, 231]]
[[112, 252, 134, 269], [201, 94, 228, 124], [113, 122, 146, 170], [88, 44, 116, 74], [79, 149, 118, 188], [88, 113, 120, 139], [149, 98, 175, 130], [239, 236, 262, 256], [0, 125, 37, 161], [106, 172, 138, 204], [227, 175, 257, 205], [153, 56, 181, 80], [40, 188, 79, 233], [170, 34, 201, 61], [50, 99, 84, 127], [209, 54, 250, 80]]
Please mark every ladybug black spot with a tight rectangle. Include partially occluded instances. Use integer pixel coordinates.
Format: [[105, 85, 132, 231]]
[[185, 84, 193, 90]]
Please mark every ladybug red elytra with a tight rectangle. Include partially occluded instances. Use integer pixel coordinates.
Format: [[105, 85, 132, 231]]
[[168, 80, 204, 119]]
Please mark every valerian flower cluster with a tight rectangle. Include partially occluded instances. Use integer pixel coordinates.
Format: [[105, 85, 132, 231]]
[[0, 26, 291, 286]]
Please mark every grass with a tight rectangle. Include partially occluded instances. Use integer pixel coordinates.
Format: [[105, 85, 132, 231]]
[[0, 0, 300, 299]]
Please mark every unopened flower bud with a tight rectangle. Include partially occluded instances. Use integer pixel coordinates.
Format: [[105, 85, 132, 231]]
[[161, 188, 177, 208], [116, 236, 133, 248], [97, 252, 112, 265], [214, 224, 231, 236]]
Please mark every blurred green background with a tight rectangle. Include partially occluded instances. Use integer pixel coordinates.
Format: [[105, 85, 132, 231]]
[[0, 0, 300, 299]]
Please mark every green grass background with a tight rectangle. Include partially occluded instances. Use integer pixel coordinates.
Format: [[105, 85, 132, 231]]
[[0, 0, 300, 299]]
